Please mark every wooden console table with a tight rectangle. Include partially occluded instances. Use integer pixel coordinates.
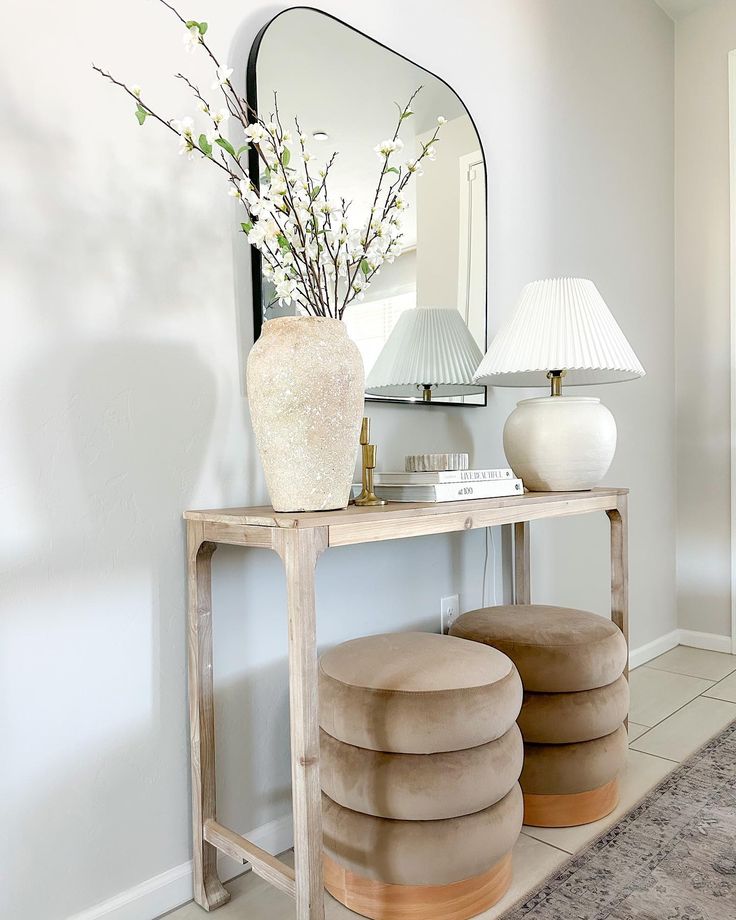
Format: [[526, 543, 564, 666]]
[[184, 487, 628, 918]]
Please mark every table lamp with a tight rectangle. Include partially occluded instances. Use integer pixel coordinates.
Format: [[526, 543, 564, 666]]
[[473, 278, 645, 491], [365, 306, 485, 402]]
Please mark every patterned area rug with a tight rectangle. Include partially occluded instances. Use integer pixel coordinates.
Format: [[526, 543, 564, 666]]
[[502, 720, 736, 919]]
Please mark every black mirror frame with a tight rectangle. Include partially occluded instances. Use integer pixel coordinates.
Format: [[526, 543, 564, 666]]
[[246, 6, 488, 407]]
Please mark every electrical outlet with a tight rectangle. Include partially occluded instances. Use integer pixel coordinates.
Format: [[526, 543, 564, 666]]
[[441, 594, 460, 634]]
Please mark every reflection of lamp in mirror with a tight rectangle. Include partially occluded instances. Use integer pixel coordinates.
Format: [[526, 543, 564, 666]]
[[473, 278, 645, 491], [364, 307, 484, 402]]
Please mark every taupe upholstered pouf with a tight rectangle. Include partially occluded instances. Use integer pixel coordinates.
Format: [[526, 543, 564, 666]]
[[319, 631, 522, 753], [450, 606, 629, 828], [449, 605, 627, 692], [319, 632, 524, 920]]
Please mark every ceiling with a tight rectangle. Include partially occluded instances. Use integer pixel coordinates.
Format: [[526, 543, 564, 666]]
[[653, 0, 717, 20]]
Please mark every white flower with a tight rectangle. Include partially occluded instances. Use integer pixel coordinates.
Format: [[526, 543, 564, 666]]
[[183, 26, 200, 52], [172, 116, 194, 138], [244, 122, 268, 144], [269, 175, 288, 197], [276, 277, 298, 304], [228, 185, 241, 198], [245, 185, 271, 217], [282, 129, 292, 143], [393, 195, 407, 211], [425, 145, 437, 161], [437, 115, 447, 125], [212, 65, 233, 88], [213, 107, 229, 126], [301, 150, 313, 162], [196, 99, 209, 114], [374, 138, 403, 158], [132, 85, 142, 98], [178, 135, 195, 160], [406, 160, 424, 177]]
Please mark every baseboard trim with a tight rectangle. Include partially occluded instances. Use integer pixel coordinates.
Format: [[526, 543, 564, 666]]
[[66, 813, 294, 920], [677, 629, 734, 654], [629, 629, 680, 670], [629, 628, 734, 671]]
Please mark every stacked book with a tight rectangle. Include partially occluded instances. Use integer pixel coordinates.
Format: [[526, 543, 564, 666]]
[[364, 468, 524, 503]]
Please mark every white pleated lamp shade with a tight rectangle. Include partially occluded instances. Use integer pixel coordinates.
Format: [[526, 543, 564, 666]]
[[365, 307, 485, 399], [473, 278, 645, 386]]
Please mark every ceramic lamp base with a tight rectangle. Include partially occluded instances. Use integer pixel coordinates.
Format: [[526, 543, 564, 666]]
[[503, 396, 617, 492]]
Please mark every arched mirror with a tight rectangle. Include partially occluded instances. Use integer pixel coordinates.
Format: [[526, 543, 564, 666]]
[[248, 8, 487, 406]]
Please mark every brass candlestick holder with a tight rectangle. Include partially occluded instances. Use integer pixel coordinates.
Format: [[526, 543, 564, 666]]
[[355, 417, 386, 507]]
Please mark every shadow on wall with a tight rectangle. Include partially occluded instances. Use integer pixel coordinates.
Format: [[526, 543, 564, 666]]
[[0, 80, 232, 913], [3, 338, 217, 917]]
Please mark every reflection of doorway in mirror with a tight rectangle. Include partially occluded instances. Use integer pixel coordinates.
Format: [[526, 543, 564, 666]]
[[458, 152, 486, 348]]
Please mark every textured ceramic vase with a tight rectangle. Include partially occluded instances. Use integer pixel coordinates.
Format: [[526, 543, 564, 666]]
[[247, 316, 365, 512], [503, 396, 617, 492]]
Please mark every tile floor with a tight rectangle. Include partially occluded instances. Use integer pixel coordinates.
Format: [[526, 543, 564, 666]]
[[164, 645, 736, 920]]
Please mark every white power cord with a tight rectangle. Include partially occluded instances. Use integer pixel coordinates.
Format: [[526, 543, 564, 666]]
[[481, 526, 498, 607]]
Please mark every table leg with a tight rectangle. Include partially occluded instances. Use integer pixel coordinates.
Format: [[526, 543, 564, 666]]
[[277, 528, 329, 920], [607, 495, 630, 682], [187, 522, 230, 911], [514, 521, 531, 605]]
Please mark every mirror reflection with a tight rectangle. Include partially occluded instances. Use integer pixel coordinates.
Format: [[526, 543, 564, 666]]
[[250, 8, 487, 405]]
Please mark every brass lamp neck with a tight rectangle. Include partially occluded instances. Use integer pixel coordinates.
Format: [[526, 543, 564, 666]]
[[547, 369, 566, 397], [421, 385, 433, 402]]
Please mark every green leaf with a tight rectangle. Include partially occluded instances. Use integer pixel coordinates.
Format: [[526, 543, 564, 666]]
[[281, 147, 291, 166], [385, 166, 400, 175], [135, 104, 147, 125], [310, 187, 320, 200], [185, 19, 199, 28], [198, 133, 213, 157], [241, 221, 254, 234], [236, 144, 250, 157], [198, 21, 208, 34], [215, 137, 236, 157], [360, 259, 371, 276], [401, 110, 413, 119], [277, 233, 290, 250]]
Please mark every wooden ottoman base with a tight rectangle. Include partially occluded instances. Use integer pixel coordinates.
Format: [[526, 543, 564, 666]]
[[523, 778, 619, 828], [324, 851, 513, 920]]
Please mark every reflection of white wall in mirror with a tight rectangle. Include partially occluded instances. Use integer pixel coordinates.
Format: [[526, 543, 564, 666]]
[[457, 152, 486, 348], [416, 115, 482, 339]]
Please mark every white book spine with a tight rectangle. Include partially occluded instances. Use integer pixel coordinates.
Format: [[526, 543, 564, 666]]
[[430, 480, 523, 501], [374, 468, 514, 485], [371, 479, 524, 502]]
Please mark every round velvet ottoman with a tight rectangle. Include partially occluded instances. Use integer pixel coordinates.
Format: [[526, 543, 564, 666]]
[[319, 632, 524, 920], [450, 606, 629, 829]]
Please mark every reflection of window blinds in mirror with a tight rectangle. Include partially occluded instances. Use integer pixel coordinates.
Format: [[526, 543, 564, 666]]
[[344, 290, 416, 375]]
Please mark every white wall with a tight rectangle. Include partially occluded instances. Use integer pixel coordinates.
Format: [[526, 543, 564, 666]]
[[675, 0, 736, 639], [0, 1, 675, 917]]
